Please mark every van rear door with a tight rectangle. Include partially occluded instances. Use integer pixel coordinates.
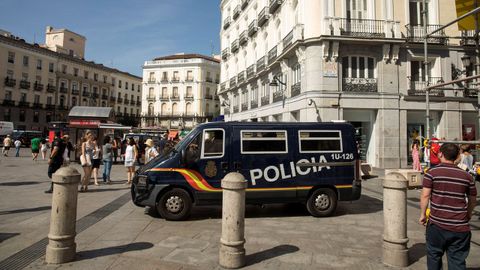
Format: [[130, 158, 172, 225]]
[[232, 127, 296, 202]]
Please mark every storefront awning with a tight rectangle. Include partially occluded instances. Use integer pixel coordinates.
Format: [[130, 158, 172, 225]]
[[168, 131, 178, 140], [69, 106, 112, 119]]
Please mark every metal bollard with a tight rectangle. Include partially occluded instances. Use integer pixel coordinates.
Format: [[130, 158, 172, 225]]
[[382, 171, 409, 267], [219, 172, 248, 269], [45, 167, 81, 264]]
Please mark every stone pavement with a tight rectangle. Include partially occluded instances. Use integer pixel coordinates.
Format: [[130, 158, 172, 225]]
[[0, 149, 479, 269]]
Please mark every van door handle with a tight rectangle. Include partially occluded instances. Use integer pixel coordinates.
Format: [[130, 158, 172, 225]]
[[221, 162, 229, 172], [234, 162, 241, 171]]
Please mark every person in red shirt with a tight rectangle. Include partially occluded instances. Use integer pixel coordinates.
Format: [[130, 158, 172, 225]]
[[429, 137, 441, 167]]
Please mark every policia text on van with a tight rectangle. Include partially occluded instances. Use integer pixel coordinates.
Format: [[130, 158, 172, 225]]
[[131, 122, 362, 220]]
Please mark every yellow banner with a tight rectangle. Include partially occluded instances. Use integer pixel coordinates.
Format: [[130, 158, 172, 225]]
[[456, 0, 480, 30]]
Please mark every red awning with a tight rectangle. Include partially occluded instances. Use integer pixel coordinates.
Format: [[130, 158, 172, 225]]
[[168, 131, 178, 140]]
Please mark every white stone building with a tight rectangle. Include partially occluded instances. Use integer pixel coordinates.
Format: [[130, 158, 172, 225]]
[[219, 0, 479, 168], [141, 54, 221, 130]]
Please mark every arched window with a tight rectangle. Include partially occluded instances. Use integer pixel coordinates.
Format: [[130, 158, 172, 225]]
[[60, 95, 65, 106], [172, 103, 178, 115], [72, 97, 77, 106], [148, 103, 154, 115], [186, 102, 192, 115], [161, 103, 167, 115]]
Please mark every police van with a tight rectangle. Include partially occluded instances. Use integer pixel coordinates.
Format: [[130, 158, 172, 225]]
[[132, 122, 362, 220]]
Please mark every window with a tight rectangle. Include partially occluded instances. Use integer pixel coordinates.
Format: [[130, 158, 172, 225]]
[[7, 70, 14, 79], [47, 96, 52, 105], [84, 71, 89, 79], [131, 83, 134, 91], [118, 80, 122, 88], [74, 68, 79, 76], [35, 75, 41, 83], [187, 70, 193, 81], [19, 110, 26, 122], [241, 130, 288, 154], [8, 52, 15, 63], [173, 87, 179, 97], [162, 71, 168, 81], [201, 129, 225, 158], [36, 59, 42, 70], [62, 65, 67, 74], [4, 108, 11, 121], [216, 74, 220, 83], [72, 82, 78, 91], [342, 56, 376, 78], [138, 85, 140, 92], [409, 0, 428, 26], [410, 60, 432, 81], [149, 72, 155, 81], [34, 95, 40, 104], [23, 56, 29, 67], [261, 82, 269, 97], [94, 73, 98, 81], [346, 0, 368, 19], [72, 97, 77, 106], [46, 112, 52, 122], [162, 87, 168, 97], [103, 75, 107, 83], [5, 91, 12, 100], [33, 111, 39, 123], [173, 71, 179, 80], [251, 86, 258, 101], [49, 63, 54, 72], [125, 82, 129, 90], [186, 86, 193, 97], [298, 130, 343, 153], [293, 63, 301, 84]]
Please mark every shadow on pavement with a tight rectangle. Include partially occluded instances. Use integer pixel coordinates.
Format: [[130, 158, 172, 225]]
[[335, 194, 383, 216], [0, 206, 51, 215], [409, 242, 426, 265], [0, 181, 41, 186], [81, 187, 130, 193], [76, 242, 154, 261], [246, 244, 299, 266], [0, 233, 20, 243]]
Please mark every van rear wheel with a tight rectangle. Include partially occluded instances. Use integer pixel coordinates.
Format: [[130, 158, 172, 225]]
[[306, 188, 337, 217], [156, 188, 192, 221]]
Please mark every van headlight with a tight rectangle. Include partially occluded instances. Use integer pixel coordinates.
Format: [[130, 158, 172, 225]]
[[137, 175, 148, 186]]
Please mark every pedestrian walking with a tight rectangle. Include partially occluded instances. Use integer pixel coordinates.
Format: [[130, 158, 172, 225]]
[[144, 138, 159, 164], [459, 144, 473, 172], [2, 135, 12, 156], [124, 137, 138, 185], [419, 143, 477, 270], [412, 139, 422, 172], [112, 137, 119, 164], [91, 137, 101, 186], [14, 138, 21, 157], [80, 131, 94, 192], [31, 137, 41, 161], [44, 134, 66, 193], [102, 136, 113, 183], [62, 135, 73, 165], [40, 138, 49, 160]]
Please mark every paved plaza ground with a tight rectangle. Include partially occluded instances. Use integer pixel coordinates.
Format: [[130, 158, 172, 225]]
[[0, 148, 479, 269]]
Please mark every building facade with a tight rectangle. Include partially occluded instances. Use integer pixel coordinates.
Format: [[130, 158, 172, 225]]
[[0, 26, 142, 132], [219, 0, 479, 168], [141, 54, 220, 130]]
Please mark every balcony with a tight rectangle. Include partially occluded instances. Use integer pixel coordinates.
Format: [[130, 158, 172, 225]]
[[124, 99, 129, 104], [206, 77, 213, 83], [148, 79, 156, 84], [2, 100, 15, 106], [223, 17, 231, 30], [273, 90, 284, 103], [205, 94, 213, 100], [268, 46, 277, 65], [251, 100, 258, 109], [18, 101, 30, 108], [4, 77, 16, 87], [220, 82, 226, 92], [32, 103, 43, 109], [339, 18, 386, 38], [117, 97, 123, 103], [102, 95, 109, 100], [160, 95, 169, 101], [233, 105, 239, 113], [161, 77, 169, 83], [47, 84, 56, 93], [464, 89, 477, 98], [239, 31, 248, 46], [231, 39, 239, 53], [230, 77, 237, 88], [343, 78, 378, 93], [248, 20, 258, 37], [407, 77, 445, 97], [224, 107, 230, 115], [185, 95, 194, 101], [247, 64, 256, 79], [233, 5, 241, 20], [185, 77, 194, 82], [59, 87, 68, 93], [257, 56, 266, 72], [171, 77, 180, 83], [110, 96, 116, 102], [137, 101, 141, 106], [222, 48, 230, 60], [34, 82, 44, 91], [237, 71, 245, 84], [258, 7, 270, 27], [261, 96, 270, 106], [241, 0, 249, 10], [269, 0, 283, 14], [19, 80, 30, 89], [72, 89, 80, 95], [130, 100, 135, 105], [57, 105, 68, 111], [291, 82, 301, 97], [170, 95, 180, 101], [45, 104, 55, 110], [147, 95, 156, 101], [82, 91, 90, 97], [241, 103, 248, 111], [92, 93, 99, 99], [405, 24, 447, 44], [460, 30, 477, 46]]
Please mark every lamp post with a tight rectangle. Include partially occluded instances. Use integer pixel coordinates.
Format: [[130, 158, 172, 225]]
[[221, 99, 231, 121], [269, 75, 287, 107], [308, 99, 321, 122]]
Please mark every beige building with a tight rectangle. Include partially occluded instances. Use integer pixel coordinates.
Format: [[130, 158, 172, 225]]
[[219, 0, 479, 168], [141, 54, 221, 130], [0, 26, 142, 132]]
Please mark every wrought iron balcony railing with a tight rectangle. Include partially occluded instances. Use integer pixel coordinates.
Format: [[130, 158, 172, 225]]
[[257, 56, 266, 72], [268, 46, 277, 65], [2, 100, 15, 106], [343, 78, 378, 93], [269, 0, 283, 14], [291, 82, 301, 97], [248, 20, 258, 37], [273, 90, 284, 103], [230, 77, 237, 88], [4, 77, 16, 87], [185, 95, 194, 101], [206, 77, 213, 83], [241, 103, 248, 111], [72, 89, 80, 95], [231, 39, 239, 53], [205, 94, 213, 100], [258, 7, 270, 27], [223, 17, 231, 30], [250, 100, 258, 109], [59, 87, 68, 93], [233, 5, 241, 20], [407, 77, 445, 97], [340, 18, 386, 38], [18, 101, 30, 107], [247, 64, 256, 79], [222, 48, 230, 60], [46, 84, 56, 92], [170, 95, 180, 101], [82, 91, 90, 97], [19, 80, 30, 89], [460, 30, 477, 46], [102, 95, 109, 100], [147, 95, 156, 101], [261, 95, 270, 106], [239, 31, 248, 46], [237, 71, 245, 83], [241, 0, 249, 10], [160, 95, 169, 101], [405, 24, 447, 44], [34, 82, 44, 91]]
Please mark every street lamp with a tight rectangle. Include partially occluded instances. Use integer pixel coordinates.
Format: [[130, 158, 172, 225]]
[[308, 99, 321, 122], [269, 75, 287, 107], [461, 55, 471, 69]]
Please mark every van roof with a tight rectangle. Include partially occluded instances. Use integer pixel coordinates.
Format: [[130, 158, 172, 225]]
[[197, 121, 354, 129]]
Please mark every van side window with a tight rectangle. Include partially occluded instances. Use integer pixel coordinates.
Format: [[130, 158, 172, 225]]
[[241, 130, 288, 154], [299, 130, 342, 153], [201, 129, 224, 158]]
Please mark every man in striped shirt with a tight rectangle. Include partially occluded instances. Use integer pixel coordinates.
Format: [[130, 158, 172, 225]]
[[419, 143, 477, 270]]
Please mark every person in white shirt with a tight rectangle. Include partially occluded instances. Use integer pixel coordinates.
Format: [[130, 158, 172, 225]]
[[144, 139, 159, 164], [14, 138, 21, 157]]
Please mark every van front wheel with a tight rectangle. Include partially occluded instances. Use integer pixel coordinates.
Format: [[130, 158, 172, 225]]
[[306, 188, 337, 217], [157, 188, 192, 221]]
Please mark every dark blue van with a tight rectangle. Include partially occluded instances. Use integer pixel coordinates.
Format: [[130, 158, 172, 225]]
[[132, 122, 362, 220]]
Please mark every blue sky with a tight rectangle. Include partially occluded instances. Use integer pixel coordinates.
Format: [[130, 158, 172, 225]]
[[0, 0, 221, 76]]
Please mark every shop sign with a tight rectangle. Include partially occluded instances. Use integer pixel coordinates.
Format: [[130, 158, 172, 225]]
[[69, 120, 100, 126]]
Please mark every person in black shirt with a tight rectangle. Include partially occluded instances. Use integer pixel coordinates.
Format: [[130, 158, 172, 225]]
[[44, 135, 66, 193]]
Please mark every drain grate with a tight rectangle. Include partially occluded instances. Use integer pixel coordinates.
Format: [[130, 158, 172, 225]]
[[0, 192, 131, 270]]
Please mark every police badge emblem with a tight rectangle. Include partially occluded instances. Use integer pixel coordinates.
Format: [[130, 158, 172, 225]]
[[205, 161, 217, 178]]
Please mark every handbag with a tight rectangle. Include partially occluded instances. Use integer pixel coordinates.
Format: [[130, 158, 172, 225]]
[[80, 154, 92, 166]]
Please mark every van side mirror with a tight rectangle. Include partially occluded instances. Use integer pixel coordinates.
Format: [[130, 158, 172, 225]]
[[181, 149, 186, 165]]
